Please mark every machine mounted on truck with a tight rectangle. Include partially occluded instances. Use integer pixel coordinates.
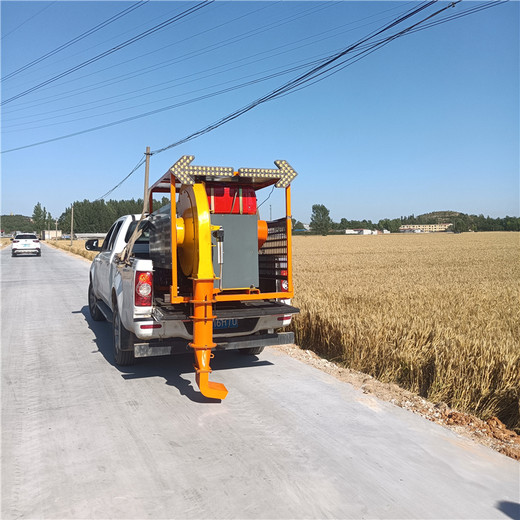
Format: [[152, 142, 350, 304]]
[[86, 155, 298, 400]]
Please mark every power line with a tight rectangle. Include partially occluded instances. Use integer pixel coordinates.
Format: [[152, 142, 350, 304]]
[[1, 0, 506, 158], [95, 156, 146, 201], [0, 62, 321, 151], [4, 1, 275, 93], [2, 1, 332, 113], [3, 58, 326, 132], [2, 2, 417, 127], [2, 1, 149, 81], [1, 2, 56, 41], [66, 0, 508, 202], [3, 3, 199, 87], [1, 1, 213, 106], [150, 1, 446, 155]]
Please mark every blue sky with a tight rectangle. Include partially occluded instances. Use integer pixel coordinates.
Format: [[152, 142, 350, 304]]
[[1, 1, 518, 224]]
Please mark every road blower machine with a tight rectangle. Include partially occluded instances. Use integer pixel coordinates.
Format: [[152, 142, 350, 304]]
[[146, 155, 299, 400]]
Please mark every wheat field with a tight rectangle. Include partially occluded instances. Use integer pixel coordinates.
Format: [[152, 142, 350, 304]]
[[290, 232, 520, 432]]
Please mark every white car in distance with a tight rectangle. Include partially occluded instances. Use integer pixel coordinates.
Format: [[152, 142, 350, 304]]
[[11, 233, 41, 257]]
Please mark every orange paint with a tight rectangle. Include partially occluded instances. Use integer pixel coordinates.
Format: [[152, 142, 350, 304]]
[[257, 220, 268, 249], [190, 278, 228, 400]]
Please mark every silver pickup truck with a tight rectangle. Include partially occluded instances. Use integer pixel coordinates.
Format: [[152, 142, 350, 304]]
[[86, 214, 298, 366]]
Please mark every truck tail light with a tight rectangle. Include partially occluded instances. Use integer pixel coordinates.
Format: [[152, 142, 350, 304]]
[[135, 271, 153, 307], [13, 240, 19, 243], [280, 269, 288, 292], [33, 240, 39, 243]]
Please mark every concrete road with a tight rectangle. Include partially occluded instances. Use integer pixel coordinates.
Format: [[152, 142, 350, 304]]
[[2, 243, 519, 519]]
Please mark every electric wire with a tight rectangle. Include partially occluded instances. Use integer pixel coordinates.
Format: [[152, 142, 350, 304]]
[[4, 1, 276, 92], [2, 1, 333, 113], [95, 156, 146, 201], [150, 0, 444, 155], [4, 3, 199, 87], [257, 186, 276, 209], [1, 1, 56, 41], [1, 61, 325, 151], [1, 1, 213, 106], [82, 0, 506, 200], [3, 59, 326, 132], [90, 1, 467, 198], [3, 2, 415, 127], [1, 0, 505, 165], [2, 1, 149, 81]]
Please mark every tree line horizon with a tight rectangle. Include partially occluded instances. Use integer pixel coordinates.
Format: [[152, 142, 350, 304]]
[[1, 199, 519, 234]]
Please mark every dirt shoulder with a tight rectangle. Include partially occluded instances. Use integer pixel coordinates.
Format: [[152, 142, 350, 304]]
[[274, 344, 520, 461]]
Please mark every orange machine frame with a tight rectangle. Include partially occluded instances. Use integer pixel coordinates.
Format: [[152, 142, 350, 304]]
[[148, 160, 294, 305]]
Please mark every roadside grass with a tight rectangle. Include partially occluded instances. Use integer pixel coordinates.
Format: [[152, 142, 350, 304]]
[[0, 238, 12, 249], [289, 232, 520, 432], [45, 239, 98, 261]]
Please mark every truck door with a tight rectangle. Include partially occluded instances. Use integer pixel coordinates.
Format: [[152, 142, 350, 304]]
[[94, 221, 123, 306]]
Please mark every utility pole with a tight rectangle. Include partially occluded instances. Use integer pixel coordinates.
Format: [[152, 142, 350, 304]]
[[144, 146, 150, 213], [121, 147, 151, 264], [70, 204, 74, 246]]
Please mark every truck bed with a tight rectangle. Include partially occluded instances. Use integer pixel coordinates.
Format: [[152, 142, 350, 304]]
[[153, 298, 299, 320]]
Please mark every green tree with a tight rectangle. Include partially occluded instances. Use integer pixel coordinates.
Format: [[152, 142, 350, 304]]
[[339, 218, 348, 230], [310, 204, 332, 235], [32, 202, 44, 233], [452, 218, 468, 233], [1, 214, 33, 233]]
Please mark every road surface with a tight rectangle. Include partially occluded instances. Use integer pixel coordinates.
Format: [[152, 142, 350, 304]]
[[2, 243, 519, 519]]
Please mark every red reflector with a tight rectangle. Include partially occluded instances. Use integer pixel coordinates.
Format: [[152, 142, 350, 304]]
[[277, 316, 290, 321], [140, 324, 162, 329], [33, 240, 39, 243], [280, 269, 288, 276], [206, 185, 257, 214], [13, 240, 19, 243]]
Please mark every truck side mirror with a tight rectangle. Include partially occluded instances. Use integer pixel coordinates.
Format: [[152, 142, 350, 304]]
[[85, 239, 100, 251]]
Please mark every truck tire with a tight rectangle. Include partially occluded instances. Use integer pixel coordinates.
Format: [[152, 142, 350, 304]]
[[88, 281, 106, 322], [239, 346, 265, 356], [112, 301, 136, 366]]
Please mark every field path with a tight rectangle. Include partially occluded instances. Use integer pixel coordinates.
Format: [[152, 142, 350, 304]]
[[2, 243, 519, 519]]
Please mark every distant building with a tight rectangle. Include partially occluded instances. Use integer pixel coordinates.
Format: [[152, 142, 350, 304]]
[[41, 230, 62, 240], [345, 229, 378, 235], [399, 223, 452, 233]]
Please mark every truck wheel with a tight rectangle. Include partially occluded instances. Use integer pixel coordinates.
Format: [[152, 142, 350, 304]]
[[239, 346, 265, 356], [112, 302, 135, 366], [88, 281, 106, 322]]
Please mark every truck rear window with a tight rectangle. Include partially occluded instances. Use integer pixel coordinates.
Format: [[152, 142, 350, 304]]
[[125, 221, 150, 244]]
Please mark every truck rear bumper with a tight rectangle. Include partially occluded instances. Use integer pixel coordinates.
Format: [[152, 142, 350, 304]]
[[134, 331, 294, 358]]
